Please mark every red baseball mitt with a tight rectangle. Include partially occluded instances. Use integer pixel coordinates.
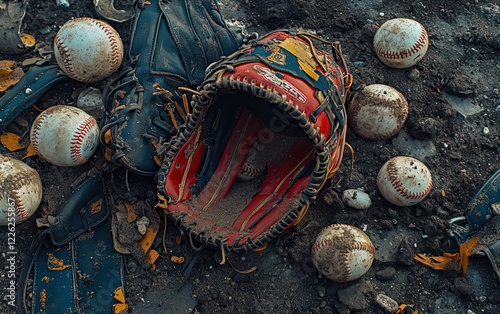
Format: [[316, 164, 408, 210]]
[[156, 30, 351, 253]]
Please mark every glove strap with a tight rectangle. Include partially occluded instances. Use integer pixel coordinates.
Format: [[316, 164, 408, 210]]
[[0, 63, 69, 129], [448, 169, 500, 243]]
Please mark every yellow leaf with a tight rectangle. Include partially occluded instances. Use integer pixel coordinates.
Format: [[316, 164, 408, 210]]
[[20, 33, 36, 48], [0, 60, 15, 73], [145, 249, 160, 267], [22, 142, 38, 160], [459, 237, 478, 276], [113, 286, 126, 304], [395, 304, 407, 314], [113, 303, 128, 314], [90, 199, 103, 215], [0, 132, 25, 151], [46, 253, 71, 271], [414, 237, 478, 275], [103, 129, 113, 161], [124, 202, 138, 223], [0, 60, 24, 92], [140, 224, 159, 253], [170, 255, 185, 264]]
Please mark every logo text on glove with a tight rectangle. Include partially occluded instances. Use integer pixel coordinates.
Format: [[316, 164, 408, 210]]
[[253, 65, 307, 103]]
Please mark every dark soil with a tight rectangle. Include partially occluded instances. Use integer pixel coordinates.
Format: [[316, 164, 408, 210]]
[[1, 0, 499, 313]]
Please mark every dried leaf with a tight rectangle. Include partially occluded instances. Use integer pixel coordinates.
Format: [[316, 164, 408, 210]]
[[0, 60, 24, 92], [113, 303, 128, 314], [414, 237, 478, 275], [90, 199, 103, 215], [0, 132, 25, 151], [140, 224, 159, 253], [145, 249, 160, 267], [170, 255, 185, 264], [0, 60, 15, 74], [395, 304, 407, 314], [124, 202, 138, 223], [103, 130, 113, 162], [22, 142, 38, 160], [414, 252, 459, 270], [20, 33, 36, 48], [46, 253, 71, 271], [40, 289, 47, 309], [113, 286, 126, 304], [459, 237, 478, 276]]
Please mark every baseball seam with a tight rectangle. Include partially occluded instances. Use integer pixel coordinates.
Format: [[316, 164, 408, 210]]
[[14, 190, 30, 221], [54, 31, 77, 81], [311, 224, 375, 281], [55, 18, 121, 82], [375, 23, 428, 60], [92, 18, 122, 73], [30, 113, 47, 155], [238, 162, 266, 180], [70, 116, 97, 164], [347, 103, 389, 141], [387, 158, 432, 199], [348, 92, 405, 141]]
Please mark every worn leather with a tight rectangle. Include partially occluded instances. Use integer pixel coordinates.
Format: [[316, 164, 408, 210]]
[[156, 31, 349, 253], [101, 0, 244, 176]]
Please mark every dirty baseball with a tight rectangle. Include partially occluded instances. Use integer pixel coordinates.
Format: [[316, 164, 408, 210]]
[[311, 224, 375, 282], [377, 156, 433, 206], [373, 18, 429, 69], [0, 155, 43, 226], [348, 84, 409, 141], [54, 17, 124, 82], [30, 105, 100, 167]]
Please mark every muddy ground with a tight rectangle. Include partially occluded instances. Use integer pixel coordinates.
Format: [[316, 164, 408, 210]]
[[1, 0, 500, 313]]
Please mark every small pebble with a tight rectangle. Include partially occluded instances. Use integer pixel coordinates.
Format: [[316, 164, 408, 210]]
[[22, 57, 42, 67], [375, 266, 396, 281], [379, 12, 385, 17], [375, 294, 399, 313], [353, 61, 366, 68], [407, 68, 420, 81], [342, 189, 372, 209], [136, 216, 150, 235], [14, 116, 29, 128], [483, 127, 489, 135], [38, 26, 51, 35], [77, 87, 103, 109]]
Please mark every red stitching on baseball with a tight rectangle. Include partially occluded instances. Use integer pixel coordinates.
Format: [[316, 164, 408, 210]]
[[54, 30, 76, 80], [14, 190, 30, 221], [70, 116, 97, 164], [239, 162, 266, 179], [55, 18, 121, 82], [31, 112, 47, 154], [91, 18, 122, 72], [387, 157, 432, 199], [376, 23, 428, 60], [312, 237, 351, 281], [311, 224, 375, 281]]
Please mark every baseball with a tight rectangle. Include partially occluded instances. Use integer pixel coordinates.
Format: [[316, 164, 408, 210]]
[[348, 84, 408, 140], [311, 224, 375, 282], [238, 128, 275, 181], [30, 105, 100, 167], [373, 18, 429, 69], [0, 155, 43, 226], [377, 156, 432, 206], [54, 17, 124, 83]]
